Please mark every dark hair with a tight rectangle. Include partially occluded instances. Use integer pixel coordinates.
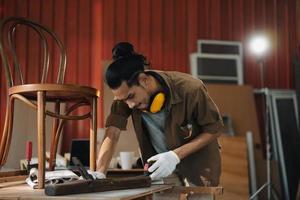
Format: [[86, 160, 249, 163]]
[[106, 42, 149, 89]]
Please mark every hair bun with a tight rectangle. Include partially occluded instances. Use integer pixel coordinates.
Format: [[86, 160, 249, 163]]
[[112, 42, 135, 60]]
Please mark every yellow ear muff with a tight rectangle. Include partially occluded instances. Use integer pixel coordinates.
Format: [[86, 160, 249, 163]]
[[149, 92, 165, 113]]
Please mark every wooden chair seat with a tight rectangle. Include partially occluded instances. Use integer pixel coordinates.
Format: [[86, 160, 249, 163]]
[[9, 84, 99, 101]]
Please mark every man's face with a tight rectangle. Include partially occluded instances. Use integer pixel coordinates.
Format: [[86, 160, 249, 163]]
[[112, 81, 150, 110]]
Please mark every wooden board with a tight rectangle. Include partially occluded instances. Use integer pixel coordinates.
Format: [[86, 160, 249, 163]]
[[0, 175, 27, 183], [45, 176, 151, 196], [206, 84, 261, 144], [206, 84, 269, 198], [153, 186, 223, 200], [219, 135, 249, 200]]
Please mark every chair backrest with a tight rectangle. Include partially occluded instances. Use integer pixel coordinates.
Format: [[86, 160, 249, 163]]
[[0, 16, 67, 88]]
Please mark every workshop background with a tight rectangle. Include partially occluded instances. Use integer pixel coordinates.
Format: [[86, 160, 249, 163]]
[[0, 0, 299, 199]]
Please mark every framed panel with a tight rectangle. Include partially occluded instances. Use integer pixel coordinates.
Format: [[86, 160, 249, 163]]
[[190, 53, 243, 85], [197, 39, 243, 57], [270, 90, 300, 200]]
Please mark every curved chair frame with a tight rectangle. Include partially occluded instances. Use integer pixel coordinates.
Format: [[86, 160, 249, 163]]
[[0, 17, 99, 189]]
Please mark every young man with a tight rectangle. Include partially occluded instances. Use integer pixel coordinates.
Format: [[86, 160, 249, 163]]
[[96, 42, 223, 186]]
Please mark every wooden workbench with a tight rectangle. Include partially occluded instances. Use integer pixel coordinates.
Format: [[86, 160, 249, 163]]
[[0, 170, 223, 200], [0, 183, 223, 200], [0, 183, 172, 200]]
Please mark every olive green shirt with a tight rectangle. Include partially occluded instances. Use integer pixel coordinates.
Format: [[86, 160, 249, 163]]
[[105, 71, 223, 186]]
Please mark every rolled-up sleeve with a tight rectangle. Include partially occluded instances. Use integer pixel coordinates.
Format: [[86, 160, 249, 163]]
[[105, 100, 132, 130]]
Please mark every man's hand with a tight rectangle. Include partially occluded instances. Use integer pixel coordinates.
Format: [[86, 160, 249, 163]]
[[87, 170, 106, 179], [147, 151, 180, 180]]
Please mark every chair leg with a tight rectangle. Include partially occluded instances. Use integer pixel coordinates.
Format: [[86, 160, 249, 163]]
[[49, 102, 60, 171], [37, 91, 46, 189], [90, 97, 97, 171], [52, 119, 65, 167], [0, 108, 9, 165], [2, 97, 15, 165], [0, 100, 13, 166]]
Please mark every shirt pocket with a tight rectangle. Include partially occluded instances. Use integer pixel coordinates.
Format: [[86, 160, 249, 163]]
[[178, 123, 193, 140]]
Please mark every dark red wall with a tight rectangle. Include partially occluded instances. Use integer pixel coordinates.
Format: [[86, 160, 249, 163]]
[[0, 0, 299, 152]]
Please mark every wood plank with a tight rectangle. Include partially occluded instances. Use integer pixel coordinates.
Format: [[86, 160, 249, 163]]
[[0, 175, 27, 183], [153, 186, 222, 200], [0, 170, 27, 177], [220, 135, 249, 200], [0, 180, 25, 188], [207, 84, 261, 144], [45, 176, 151, 196], [174, 186, 223, 195]]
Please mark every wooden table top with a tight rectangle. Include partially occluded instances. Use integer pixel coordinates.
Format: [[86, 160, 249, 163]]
[[0, 183, 172, 200]]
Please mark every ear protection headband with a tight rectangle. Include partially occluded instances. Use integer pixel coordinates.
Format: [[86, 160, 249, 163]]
[[132, 71, 167, 113], [149, 92, 165, 113]]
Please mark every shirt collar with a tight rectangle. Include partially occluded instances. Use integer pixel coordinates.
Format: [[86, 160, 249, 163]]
[[148, 70, 182, 110]]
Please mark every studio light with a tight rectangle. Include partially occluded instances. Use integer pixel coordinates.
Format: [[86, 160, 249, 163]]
[[248, 34, 270, 88], [249, 35, 270, 57]]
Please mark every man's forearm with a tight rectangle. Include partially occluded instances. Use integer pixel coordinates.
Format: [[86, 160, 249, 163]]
[[96, 126, 121, 174], [173, 132, 221, 160]]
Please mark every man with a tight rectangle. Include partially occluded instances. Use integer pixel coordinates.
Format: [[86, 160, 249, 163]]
[[96, 42, 223, 186]]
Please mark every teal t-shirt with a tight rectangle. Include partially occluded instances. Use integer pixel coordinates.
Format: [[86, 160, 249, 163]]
[[141, 109, 168, 153]]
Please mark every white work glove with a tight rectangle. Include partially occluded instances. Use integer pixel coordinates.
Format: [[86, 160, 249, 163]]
[[147, 151, 180, 180], [87, 170, 106, 179]]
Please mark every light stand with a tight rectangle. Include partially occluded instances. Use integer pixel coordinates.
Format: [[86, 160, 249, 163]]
[[251, 87, 279, 200], [248, 35, 279, 200]]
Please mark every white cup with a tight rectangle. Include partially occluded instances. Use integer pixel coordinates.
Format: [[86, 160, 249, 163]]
[[119, 151, 134, 170]]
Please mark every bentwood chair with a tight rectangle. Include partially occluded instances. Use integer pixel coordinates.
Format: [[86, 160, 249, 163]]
[[0, 17, 99, 188]]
